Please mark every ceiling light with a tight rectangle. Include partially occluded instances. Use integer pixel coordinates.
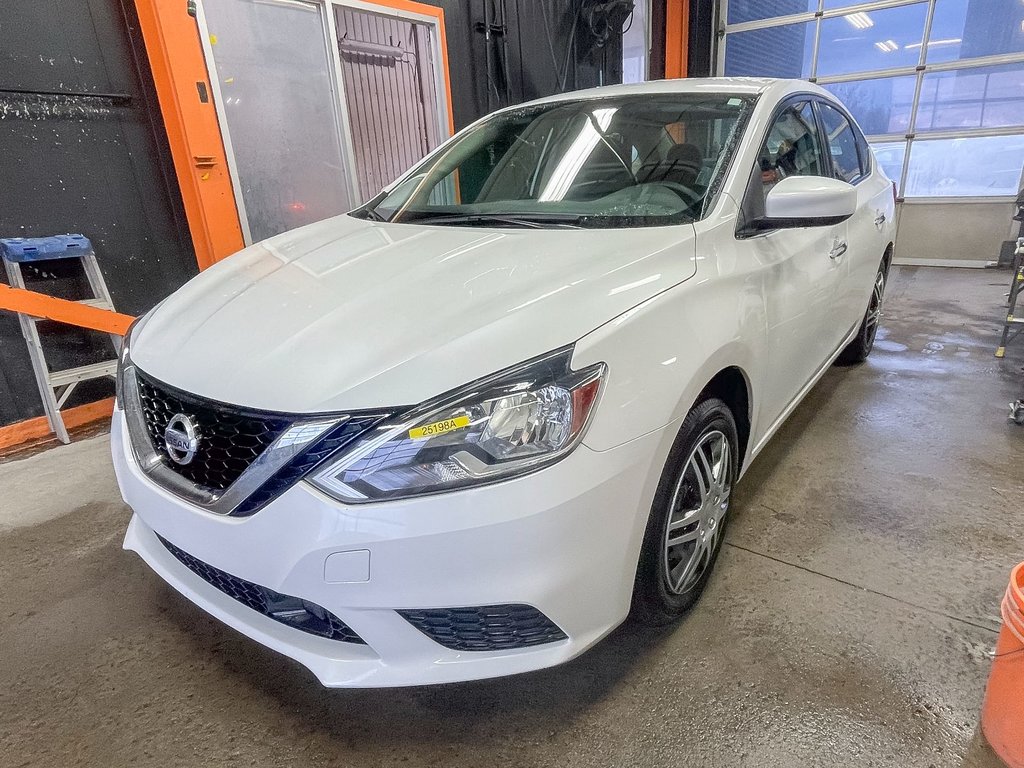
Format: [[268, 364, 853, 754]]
[[845, 12, 874, 29], [874, 39, 898, 52], [906, 37, 961, 49]]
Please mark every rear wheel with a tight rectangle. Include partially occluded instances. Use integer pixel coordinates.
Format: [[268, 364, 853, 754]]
[[631, 398, 738, 625], [838, 257, 888, 364]]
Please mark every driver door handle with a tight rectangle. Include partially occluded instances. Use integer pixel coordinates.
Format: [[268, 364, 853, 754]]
[[829, 240, 848, 260], [874, 213, 886, 228]]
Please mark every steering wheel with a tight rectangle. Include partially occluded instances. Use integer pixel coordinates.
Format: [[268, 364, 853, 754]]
[[652, 181, 704, 207]]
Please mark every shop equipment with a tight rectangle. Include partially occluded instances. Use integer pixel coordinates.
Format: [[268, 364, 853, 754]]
[[0, 235, 118, 443]]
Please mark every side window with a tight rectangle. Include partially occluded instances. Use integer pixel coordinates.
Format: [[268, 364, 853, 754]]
[[818, 102, 865, 183], [853, 122, 871, 177], [758, 102, 825, 200]]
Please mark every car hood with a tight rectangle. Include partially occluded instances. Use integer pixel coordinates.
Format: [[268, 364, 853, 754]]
[[131, 215, 696, 412]]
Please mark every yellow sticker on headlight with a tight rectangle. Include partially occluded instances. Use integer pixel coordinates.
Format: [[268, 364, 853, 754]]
[[408, 414, 471, 440]]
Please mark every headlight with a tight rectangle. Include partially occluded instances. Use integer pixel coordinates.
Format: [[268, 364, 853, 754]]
[[309, 347, 604, 502]]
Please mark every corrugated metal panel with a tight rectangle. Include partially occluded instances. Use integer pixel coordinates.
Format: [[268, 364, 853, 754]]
[[335, 6, 444, 201]]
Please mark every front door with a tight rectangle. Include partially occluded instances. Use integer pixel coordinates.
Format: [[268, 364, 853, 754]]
[[740, 99, 848, 428]]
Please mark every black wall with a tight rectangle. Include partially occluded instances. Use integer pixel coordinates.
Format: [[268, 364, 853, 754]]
[[687, 0, 715, 77], [425, 0, 626, 130], [0, 0, 197, 428]]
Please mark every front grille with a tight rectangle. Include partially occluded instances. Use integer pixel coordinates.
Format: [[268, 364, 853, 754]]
[[136, 371, 290, 492], [398, 604, 567, 651], [232, 415, 384, 516], [157, 534, 365, 644]]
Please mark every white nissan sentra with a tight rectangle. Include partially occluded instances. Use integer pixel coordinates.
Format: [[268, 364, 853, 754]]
[[112, 78, 896, 686]]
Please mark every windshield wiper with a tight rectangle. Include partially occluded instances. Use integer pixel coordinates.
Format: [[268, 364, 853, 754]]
[[354, 207, 388, 222], [408, 213, 583, 229]]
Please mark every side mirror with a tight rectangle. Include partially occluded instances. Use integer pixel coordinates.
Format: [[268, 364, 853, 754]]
[[746, 176, 857, 233]]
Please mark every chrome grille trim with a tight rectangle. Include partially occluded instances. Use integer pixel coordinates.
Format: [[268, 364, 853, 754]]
[[121, 363, 344, 515]]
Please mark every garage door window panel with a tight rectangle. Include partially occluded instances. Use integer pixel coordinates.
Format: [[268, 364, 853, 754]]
[[868, 140, 906, 189], [727, 0, 817, 25], [823, 75, 917, 136], [916, 64, 1024, 133], [925, 0, 1024, 64], [816, 4, 927, 77], [724, 23, 816, 78], [904, 134, 1024, 197]]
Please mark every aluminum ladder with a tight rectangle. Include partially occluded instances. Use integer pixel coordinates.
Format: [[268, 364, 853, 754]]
[[0, 234, 119, 444], [996, 237, 1024, 361]]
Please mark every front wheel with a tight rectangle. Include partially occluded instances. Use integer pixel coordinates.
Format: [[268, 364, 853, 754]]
[[631, 398, 738, 625], [838, 258, 888, 364]]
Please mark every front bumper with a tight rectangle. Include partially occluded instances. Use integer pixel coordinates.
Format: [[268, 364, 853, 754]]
[[112, 409, 668, 686]]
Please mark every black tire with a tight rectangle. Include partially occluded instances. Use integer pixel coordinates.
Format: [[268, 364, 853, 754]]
[[838, 256, 889, 365], [631, 398, 739, 626]]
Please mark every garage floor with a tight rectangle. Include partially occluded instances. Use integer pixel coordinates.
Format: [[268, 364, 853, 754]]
[[2, 266, 1021, 768]]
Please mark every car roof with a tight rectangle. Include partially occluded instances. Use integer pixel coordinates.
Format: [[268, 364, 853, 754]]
[[518, 77, 831, 109]]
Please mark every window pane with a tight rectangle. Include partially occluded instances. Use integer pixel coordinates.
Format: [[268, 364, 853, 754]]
[[870, 140, 906, 188], [824, 75, 916, 136], [621, 0, 648, 83], [759, 102, 826, 199], [724, 23, 815, 78], [819, 103, 863, 181], [816, 4, 927, 77], [915, 64, 1024, 133], [926, 0, 1024, 64], [905, 134, 1024, 196], [728, 0, 816, 25], [202, 0, 353, 241]]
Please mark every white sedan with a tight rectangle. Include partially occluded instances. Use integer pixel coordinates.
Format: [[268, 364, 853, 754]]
[[112, 78, 896, 686]]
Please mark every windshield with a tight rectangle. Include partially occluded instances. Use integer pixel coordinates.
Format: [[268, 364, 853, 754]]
[[356, 94, 755, 229]]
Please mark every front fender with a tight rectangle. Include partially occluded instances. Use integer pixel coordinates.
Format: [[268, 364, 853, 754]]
[[572, 273, 764, 462], [572, 196, 773, 478]]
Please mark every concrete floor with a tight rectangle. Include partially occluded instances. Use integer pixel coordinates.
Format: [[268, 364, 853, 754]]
[[1, 265, 1021, 768]]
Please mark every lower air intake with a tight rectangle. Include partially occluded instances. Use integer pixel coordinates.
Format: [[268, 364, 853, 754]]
[[157, 535, 365, 644], [398, 604, 567, 651]]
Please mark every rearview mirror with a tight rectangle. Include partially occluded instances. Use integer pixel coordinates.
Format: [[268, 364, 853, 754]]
[[746, 176, 857, 232]]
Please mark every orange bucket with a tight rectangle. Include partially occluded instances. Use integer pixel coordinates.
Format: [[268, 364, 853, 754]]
[[982, 562, 1024, 768]]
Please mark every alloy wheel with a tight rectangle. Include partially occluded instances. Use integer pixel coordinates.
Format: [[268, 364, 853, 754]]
[[864, 269, 886, 346], [662, 429, 731, 595]]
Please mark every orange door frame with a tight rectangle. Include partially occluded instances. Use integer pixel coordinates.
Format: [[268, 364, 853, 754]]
[[134, 0, 245, 270], [665, 0, 690, 79]]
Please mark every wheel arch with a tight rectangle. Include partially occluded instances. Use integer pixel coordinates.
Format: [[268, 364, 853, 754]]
[[694, 366, 752, 474]]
